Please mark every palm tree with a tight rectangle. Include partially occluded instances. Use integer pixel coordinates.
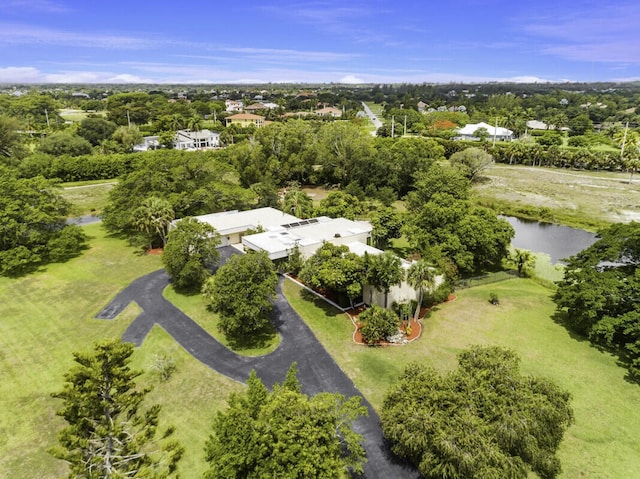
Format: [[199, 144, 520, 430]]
[[407, 259, 436, 321], [132, 196, 175, 250], [283, 189, 314, 219], [511, 248, 535, 277]]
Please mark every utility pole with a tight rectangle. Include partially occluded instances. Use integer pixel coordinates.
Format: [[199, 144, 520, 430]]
[[44, 109, 50, 128], [493, 117, 498, 146], [126, 110, 131, 128], [403, 115, 407, 137], [391, 115, 395, 138], [620, 121, 629, 160]]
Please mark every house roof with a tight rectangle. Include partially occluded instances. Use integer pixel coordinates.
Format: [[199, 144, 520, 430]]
[[242, 216, 372, 259], [456, 122, 512, 137], [175, 129, 219, 141], [315, 107, 342, 115], [526, 120, 548, 130], [245, 103, 266, 110], [188, 207, 300, 236], [226, 113, 265, 120]]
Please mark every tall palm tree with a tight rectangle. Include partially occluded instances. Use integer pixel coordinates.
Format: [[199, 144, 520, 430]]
[[283, 189, 314, 219], [132, 196, 175, 250], [407, 259, 436, 321]]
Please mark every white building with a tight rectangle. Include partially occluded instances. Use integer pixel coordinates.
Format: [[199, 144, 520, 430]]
[[174, 129, 220, 150], [455, 122, 513, 141]]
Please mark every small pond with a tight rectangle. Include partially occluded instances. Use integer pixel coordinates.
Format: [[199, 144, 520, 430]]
[[501, 216, 598, 264]]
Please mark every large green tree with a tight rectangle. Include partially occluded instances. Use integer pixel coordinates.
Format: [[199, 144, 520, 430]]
[[449, 146, 495, 182], [299, 242, 365, 308], [204, 365, 367, 478], [381, 346, 574, 479], [131, 196, 175, 250], [405, 165, 513, 275], [554, 222, 640, 379], [76, 117, 118, 146], [0, 167, 86, 275], [359, 305, 399, 343], [0, 115, 27, 163], [162, 217, 220, 292], [202, 251, 278, 339], [101, 150, 254, 239], [50, 340, 183, 478], [38, 132, 93, 157]]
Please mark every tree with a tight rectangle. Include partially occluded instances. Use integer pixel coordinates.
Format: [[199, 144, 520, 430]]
[[204, 365, 367, 478], [77, 117, 118, 146], [162, 217, 220, 292], [299, 242, 364, 308], [314, 190, 363, 219], [554, 222, 640, 380], [406, 259, 436, 321], [110, 125, 143, 153], [359, 305, 399, 343], [381, 346, 573, 479], [365, 251, 404, 308], [449, 147, 495, 182], [0, 167, 86, 276], [50, 340, 183, 478], [131, 196, 175, 250], [38, 132, 93, 157], [282, 188, 314, 219], [511, 248, 536, 277], [202, 251, 277, 338], [0, 115, 26, 162], [370, 207, 403, 249]]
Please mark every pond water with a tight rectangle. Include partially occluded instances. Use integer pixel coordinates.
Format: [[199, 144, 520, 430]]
[[501, 216, 598, 264]]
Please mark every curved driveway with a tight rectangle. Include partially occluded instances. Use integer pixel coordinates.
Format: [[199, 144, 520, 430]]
[[96, 261, 419, 478]]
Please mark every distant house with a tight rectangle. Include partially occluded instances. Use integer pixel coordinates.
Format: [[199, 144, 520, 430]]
[[225, 113, 265, 128], [315, 106, 342, 117], [244, 102, 267, 112], [455, 122, 513, 141], [224, 99, 243, 112], [174, 129, 220, 150], [133, 136, 160, 152], [526, 120, 548, 130], [417, 101, 428, 112]]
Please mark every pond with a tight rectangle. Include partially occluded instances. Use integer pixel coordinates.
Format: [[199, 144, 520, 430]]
[[501, 216, 598, 264]]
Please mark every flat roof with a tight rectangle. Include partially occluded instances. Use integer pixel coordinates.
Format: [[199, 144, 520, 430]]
[[242, 216, 372, 257], [188, 207, 300, 235]]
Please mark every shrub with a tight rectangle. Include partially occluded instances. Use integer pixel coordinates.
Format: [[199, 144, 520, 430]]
[[359, 305, 399, 344]]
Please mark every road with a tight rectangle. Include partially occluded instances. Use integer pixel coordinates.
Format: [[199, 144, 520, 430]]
[[96, 250, 420, 478], [362, 102, 383, 134]]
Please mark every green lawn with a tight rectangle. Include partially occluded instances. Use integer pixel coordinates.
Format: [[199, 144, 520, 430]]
[[163, 285, 281, 356], [0, 224, 242, 478], [60, 180, 116, 217], [283, 278, 640, 479], [59, 109, 106, 122]]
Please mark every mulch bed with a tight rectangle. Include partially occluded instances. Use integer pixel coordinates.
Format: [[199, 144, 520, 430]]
[[147, 248, 163, 255]]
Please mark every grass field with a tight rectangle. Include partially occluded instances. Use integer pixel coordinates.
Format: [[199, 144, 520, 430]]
[[474, 164, 640, 231], [59, 109, 106, 122], [60, 180, 116, 217], [283, 278, 640, 479], [0, 224, 242, 478]]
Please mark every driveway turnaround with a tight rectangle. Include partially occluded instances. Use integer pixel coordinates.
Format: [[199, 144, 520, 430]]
[[96, 264, 420, 478]]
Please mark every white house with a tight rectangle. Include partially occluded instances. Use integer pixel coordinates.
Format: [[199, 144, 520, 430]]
[[455, 122, 513, 141], [133, 136, 160, 152], [182, 207, 439, 309], [174, 129, 220, 150], [225, 99, 243, 112], [189, 207, 300, 246]]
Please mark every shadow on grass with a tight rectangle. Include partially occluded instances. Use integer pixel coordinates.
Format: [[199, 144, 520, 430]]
[[300, 288, 343, 317], [552, 310, 640, 387], [226, 323, 278, 351]]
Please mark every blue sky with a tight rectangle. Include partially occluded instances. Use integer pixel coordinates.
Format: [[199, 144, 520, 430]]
[[0, 0, 639, 84]]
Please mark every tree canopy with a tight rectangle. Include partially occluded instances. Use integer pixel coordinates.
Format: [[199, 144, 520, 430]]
[[50, 340, 183, 478], [381, 346, 574, 479], [554, 222, 640, 380], [0, 167, 86, 275], [162, 217, 220, 292], [202, 251, 278, 339], [204, 365, 367, 478]]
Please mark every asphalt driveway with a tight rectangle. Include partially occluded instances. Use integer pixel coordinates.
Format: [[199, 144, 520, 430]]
[[96, 251, 419, 478]]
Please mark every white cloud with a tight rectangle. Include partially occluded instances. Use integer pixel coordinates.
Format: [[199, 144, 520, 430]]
[[0, 23, 157, 49], [340, 74, 364, 84], [0, 66, 43, 82], [0, 0, 71, 13]]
